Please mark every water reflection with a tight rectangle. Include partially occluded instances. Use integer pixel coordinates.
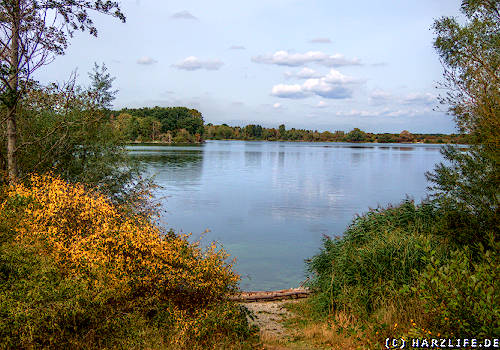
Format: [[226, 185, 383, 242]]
[[350, 152, 365, 165], [392, 146, 414, 151], [129, 141, 445, 290], [129, 148, 204, 186], [128, 151, 201, 167], [278, 152, 285, 167], [245, 151, 262, 167]]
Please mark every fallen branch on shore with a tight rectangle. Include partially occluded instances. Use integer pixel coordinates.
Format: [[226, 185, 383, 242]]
[[230, 288, 312, 302]]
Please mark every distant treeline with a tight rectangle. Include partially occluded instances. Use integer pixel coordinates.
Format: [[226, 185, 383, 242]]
[[112, 106, 468, 144], [112, 106, 204, 143], [205, 124, 468, 144]]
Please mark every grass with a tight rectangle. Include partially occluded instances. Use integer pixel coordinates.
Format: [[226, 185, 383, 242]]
[[302, 199, 499, 348]]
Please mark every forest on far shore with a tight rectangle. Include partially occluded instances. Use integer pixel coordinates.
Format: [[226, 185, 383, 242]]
[[113, 107, 468, 144]]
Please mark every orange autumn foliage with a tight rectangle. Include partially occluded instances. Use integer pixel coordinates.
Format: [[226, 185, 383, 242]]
[[3, 174, 239, 307]]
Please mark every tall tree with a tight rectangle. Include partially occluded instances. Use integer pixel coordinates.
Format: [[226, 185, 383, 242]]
[[88, 62, 117, 110], [0, 0, 125, 181], [427, 0, 499, 246]]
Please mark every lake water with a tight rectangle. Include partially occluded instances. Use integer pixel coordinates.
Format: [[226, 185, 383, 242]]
[[128, 140, 446, 291]]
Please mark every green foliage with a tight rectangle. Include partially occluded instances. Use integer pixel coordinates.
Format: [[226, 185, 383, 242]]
[[116, 106, 204, 143], [414, 242, 499, 338], [88, 62, 118, 109], [9, 82, 144, 205], [433, 0, 499, 147], [243, 124, 263, 139], [345, 128, 368, 142], [307, 201, 440, 317], [376, 134, 396, 143], [427, 145, 498, 248], [428, 0, 499, 249]]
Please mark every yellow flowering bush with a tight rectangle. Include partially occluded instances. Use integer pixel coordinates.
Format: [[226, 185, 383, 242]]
[[3, 173, 239, 307], [0, 174, 255, 348]]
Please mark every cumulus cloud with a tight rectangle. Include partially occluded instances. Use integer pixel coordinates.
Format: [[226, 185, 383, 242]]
[[323, 69, 359, 84], [309, 38, 331, 43], [272, 69, 358, 99], [271, 84, 308, 99], [171, 10, 197, 20], [229, 45, 245, 50], [284, 67, 323, 79], [172, 56, 224, 71], [137, 56, 157, 65], [252, 50, 361, 67]]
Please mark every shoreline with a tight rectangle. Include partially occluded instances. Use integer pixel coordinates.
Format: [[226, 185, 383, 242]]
[[126, 139, 468, 146]]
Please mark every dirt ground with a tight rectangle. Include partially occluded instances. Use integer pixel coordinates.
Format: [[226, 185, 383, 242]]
[[242, 300, 315, 350], [244, 300, 298, 339]]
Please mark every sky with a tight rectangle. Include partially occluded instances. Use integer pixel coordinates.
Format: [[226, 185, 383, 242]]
[[34, 0, 462, 133]]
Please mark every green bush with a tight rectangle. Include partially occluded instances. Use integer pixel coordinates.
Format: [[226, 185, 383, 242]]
[[414, 242, 499, 338]]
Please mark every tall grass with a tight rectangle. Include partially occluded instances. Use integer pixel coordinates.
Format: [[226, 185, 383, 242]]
[[307, 200, 441, 318]]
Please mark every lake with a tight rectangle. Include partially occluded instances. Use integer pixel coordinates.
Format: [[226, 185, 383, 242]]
[[128, 140, 446, 291]]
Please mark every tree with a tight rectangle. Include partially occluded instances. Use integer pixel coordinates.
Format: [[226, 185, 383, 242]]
[[0, 0, 125, 181], [427, 0, 499, 247], [345, 128, 368, 142], [278, 124, 286, 139], [4, 77, 148, 205], [88, 62, 117, 109], [399, 130, 415, 143]]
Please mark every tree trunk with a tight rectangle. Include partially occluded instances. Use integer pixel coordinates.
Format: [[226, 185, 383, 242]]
[[6, 0, 20, 182], [6, 108, 17, 180]]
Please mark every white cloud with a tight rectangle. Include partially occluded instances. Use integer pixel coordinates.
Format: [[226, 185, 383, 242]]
[[229, 45, 246, 50], [271, 84, 308, 99], [323, 69, 359, 84], [273, 102, 282, 109], [137, 56, 157, 65], [309, 38, 331, 44], [284, 67, 323, 79], [316, 101, 328, 108], [304, 78, 352, 99], [272, 69, 359, 99], [172, 56, 224, 71], [171, 10, 197, 20], [252, 50, 361, 67]]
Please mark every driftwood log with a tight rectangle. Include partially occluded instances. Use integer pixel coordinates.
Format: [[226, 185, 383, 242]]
[[230, 288, 312, 302]]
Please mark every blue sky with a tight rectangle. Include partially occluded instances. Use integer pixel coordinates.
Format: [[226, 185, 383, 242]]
[[35, 0, 461, 133]]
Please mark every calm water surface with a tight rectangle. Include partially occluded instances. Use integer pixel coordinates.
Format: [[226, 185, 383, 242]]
[[128, 140, 445, 291]]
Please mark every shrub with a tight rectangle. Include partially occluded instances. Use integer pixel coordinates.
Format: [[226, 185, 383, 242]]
[[0, 174, 251, 348], [414, 243, 499, 338]]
